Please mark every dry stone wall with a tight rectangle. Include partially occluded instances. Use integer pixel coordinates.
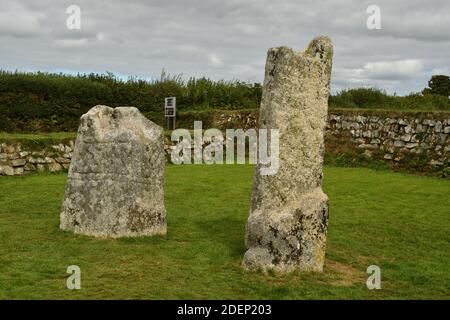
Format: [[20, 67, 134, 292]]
[[326, 111, 450, 169], [0, 141, 73, 176], [1, 111, 449, 176]]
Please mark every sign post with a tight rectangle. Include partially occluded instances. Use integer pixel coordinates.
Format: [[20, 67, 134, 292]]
[[164, 97, 176, 130]]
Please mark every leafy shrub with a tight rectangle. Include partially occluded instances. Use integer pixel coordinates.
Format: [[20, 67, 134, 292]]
[[0, 70, 261, 132], [0, 70, 448, 133], [329, 88, 450, 111]]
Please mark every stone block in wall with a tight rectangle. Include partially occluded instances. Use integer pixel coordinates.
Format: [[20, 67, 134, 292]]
[[430, 160, 444, 166], [28, 157, 46, 164], [2, 144, 15, 154], [406, 143, 418, 149], [356, 115, 366, 123], [438, 134, 447, 144], [7, 153, 20, 160], [44, 157, 54, 163], [0, 165, 15, 176], [31, 151, 45, 156], [11, 158, 26, 167], [400, 134, 412, 142], [416, 124, 423, 133], [404, 126, 413, 134], [51, 144, 65, 152], [48, 162, 62, 172], [423, 119, 436, 127], [24, 163, 36, 171], [358, 143, 378, 150], [55, 157, 71, 164]]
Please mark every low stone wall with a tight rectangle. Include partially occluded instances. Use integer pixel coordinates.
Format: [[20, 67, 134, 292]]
[[1, 110, 449, 176], [208, 109, 450, 172], [326, 110, 449, 170], [0, 141, 74, 176]]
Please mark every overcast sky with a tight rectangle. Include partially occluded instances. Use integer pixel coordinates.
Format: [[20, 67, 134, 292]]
[[1, 0, 449, 94]]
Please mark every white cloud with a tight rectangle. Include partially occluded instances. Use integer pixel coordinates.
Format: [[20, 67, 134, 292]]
[[208, 54, 224, 67], [0, 2, 43, 37], [53, 38, 90, 48], [360, 59, 424, 80], [0, 0, 449, 95]]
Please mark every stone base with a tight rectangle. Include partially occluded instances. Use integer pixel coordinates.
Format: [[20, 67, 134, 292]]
[[60, 172, 167, 238], [60, 222, 167, 238], [243, 188, 329, 273]]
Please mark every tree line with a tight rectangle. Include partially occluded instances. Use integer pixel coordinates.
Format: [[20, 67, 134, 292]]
[[0, 70, 448, 132]]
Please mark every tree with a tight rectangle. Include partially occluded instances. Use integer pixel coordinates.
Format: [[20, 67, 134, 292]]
[[422, 75, 450, 97]]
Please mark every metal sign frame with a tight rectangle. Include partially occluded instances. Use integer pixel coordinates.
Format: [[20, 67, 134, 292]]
[[164, 97, 176, 118], [164, 97, 176, 130]]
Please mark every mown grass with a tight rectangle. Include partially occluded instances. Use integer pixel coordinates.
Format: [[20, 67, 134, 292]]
[[0, 165, 449, 299], [0, 132, 76, 140]]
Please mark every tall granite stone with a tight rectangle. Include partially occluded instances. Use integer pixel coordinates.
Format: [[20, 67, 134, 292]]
[[243, 36, 333, 272], [60, 105, 166, 237]]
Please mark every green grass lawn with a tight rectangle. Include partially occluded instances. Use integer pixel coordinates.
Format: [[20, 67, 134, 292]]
[[0, 132, 77, 141], [0, 165, 449, 299]]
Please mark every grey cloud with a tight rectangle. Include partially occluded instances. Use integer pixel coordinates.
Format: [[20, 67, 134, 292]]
[[0, 0, 449, 95]]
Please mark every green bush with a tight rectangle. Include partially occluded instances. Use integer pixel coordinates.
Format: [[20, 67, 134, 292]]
[[0, 70, 449, 133], [329, 88, 450, 111], [0, 70, 262, 132]]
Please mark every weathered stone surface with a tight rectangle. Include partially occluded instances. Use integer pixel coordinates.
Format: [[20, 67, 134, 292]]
[[243, 36, 333, 273], [24, 163, 36, 171], [0, 165, 15, 176], [14, 167, 24, 175], [28, 157, 47, 164], [11, 158, 26, 167], [55, 156, 71, 164], [48, 162, 62, 172], [60, 105, 166, 238]]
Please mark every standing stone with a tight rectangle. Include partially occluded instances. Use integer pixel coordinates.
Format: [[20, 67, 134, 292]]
[[60, 105, 166, 237], [243, 36, 333, 272]]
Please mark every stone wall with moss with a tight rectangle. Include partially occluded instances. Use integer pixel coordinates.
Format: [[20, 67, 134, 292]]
[[0, 141, 73, 175], [1, 109, 449, 177], [325, 110, 449, 176]]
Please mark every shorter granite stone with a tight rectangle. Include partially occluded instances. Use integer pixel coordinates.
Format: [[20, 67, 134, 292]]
[[60, 105, 167, 238]]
